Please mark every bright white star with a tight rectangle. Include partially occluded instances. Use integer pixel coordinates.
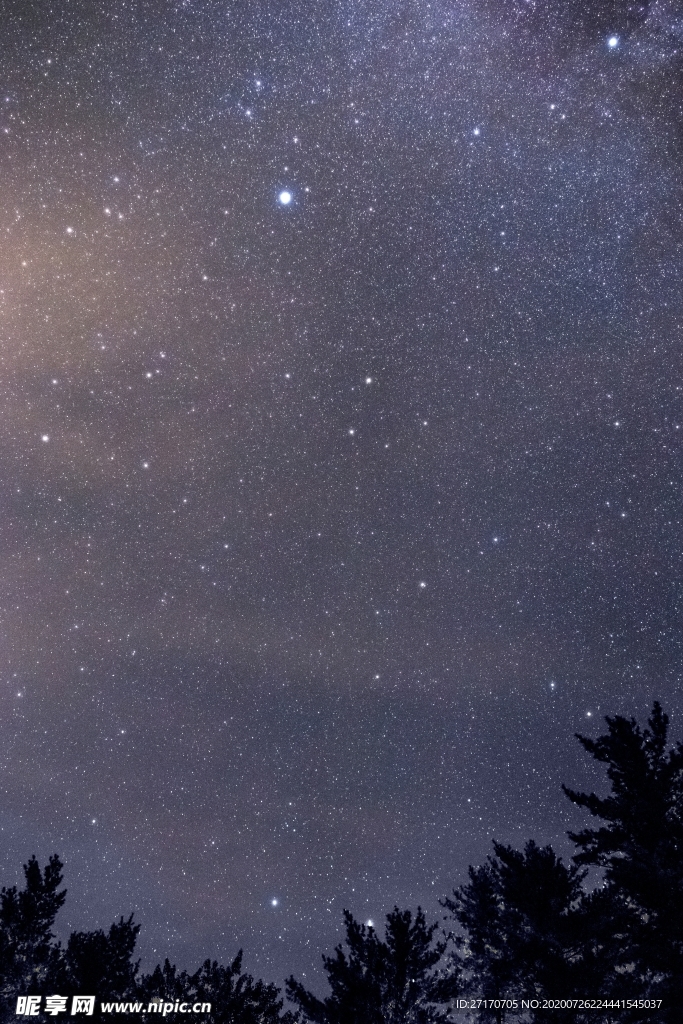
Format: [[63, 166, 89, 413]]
[[278, 191, 292, 205]]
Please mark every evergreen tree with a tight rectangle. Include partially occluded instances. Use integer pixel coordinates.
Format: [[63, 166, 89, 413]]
[[0, 855, 294, 1022], [286, 906, 456, 1023], [0, 855, 66, 1019], [55, 916, 140, 1009], [139, 951, 296, 1023], [443, 841, 586, 1023], [442, 857, 516, 1020], [563, 701, 683, 1018]]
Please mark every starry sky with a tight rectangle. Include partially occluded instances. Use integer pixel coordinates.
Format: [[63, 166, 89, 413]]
[[1, 0, 683, 992]]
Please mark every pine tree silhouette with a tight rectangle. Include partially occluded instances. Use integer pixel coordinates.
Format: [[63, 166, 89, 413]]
[[0, 856, 294, 1022], [563, 701, 683, 1019], [0, 855, 66, 1019], [139, 951, 296, 1023], [287, 906, 456, 1023], [56, 915, 141, 1006], [443, 841, 585, 1023]]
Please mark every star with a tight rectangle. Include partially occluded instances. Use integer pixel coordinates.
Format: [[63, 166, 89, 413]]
[[278, 190, 292, 205]]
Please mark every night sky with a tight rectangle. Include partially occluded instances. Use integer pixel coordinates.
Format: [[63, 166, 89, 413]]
[[1, 0, 683, 993]]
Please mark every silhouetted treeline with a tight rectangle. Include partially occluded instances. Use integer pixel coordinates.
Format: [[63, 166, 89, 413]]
[[1, 703, 682, 1021], [286, 906, 457, 1023]]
